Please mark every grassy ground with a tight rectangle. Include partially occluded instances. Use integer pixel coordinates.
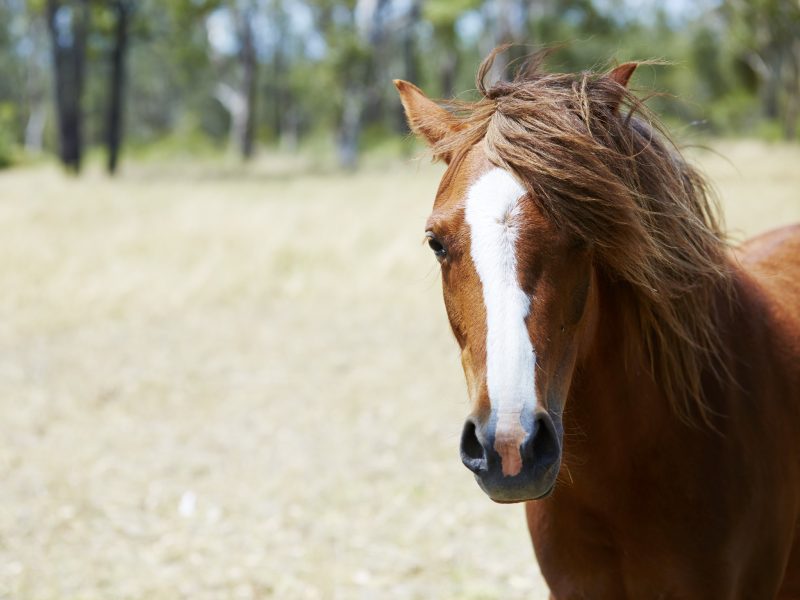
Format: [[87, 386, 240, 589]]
[[0, 141, 798, 600]]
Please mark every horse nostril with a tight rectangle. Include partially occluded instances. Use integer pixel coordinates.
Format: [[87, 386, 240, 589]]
[[524, 413, 561, 469], [460, 419, 487, 474], [461, 420, 483, 459]]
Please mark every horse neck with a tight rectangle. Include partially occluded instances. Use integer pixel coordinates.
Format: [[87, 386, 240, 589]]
[[563, 271, 678, 480]]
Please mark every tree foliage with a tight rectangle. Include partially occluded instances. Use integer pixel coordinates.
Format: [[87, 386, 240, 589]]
[[0, 0, 796, 171]]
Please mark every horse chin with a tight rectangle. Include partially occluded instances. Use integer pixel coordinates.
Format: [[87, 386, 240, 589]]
[[476, 463, 560, 504], [489, 488, 556, 505]]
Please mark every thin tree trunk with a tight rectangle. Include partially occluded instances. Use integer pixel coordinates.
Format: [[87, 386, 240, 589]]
[[763, 48, 783, 120], [486, 0, 511, 84], [46, 0, 88, 173], [436, 21, 460, 98], [440, 48, 459, 98], [24, 15, 49, 156], [280, 105, 298, 151], [271, 40, 284, 139], [270, 1, 288, 143], [485, 0, 530, 82], [358, 0, 389, 129], [402, 10, 419, 86], [215, 82, 246, 150], [783, 45, 800, 140], [106, 0, 131, 174], [396, 0, 420, 133], [239, 10, 257, 160], [337, 88, 362, 170], [24, 103, 47, 154]]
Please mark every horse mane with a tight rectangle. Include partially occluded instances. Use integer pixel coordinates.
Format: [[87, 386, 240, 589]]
[[435, 49, 734, 424]]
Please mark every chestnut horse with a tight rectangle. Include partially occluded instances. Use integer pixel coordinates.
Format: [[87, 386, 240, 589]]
[[395, 52, 800, 598]]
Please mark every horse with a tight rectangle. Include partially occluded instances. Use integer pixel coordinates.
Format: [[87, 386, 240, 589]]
[[394, 50, 800, 598]]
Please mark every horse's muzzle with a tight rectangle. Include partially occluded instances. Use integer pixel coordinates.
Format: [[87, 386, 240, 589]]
[[460, 410, 562, 503]]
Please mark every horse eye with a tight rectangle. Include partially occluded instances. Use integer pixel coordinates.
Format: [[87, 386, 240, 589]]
[[427, 235, 447, 261]]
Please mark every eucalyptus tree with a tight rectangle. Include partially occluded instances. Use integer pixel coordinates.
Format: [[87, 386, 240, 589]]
[[105, 0, 135, 173], [724, 0, 800, 139], [45, 0, 89, 172]]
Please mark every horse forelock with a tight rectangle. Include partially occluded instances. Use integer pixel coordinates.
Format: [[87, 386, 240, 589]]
[[433, 50, 734, 425]]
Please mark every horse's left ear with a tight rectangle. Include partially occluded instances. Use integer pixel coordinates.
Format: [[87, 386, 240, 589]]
[[606, 62, 638, 113], [608, 63, 638, 88], [394, 79, 460, 163]]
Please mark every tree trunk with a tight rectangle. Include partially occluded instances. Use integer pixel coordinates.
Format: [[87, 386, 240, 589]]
[[396, 0, 420, 133], [485, 0, 530, 82], [215, 82, 246, 150], [280, 105, 298, 151], [214, 7, 258, 161], [46, 0, 88, 173], [485, 0, 511, 84], [24, 14, 49, 156], [269, 0, 290, 144], [106, 0, 131, 175], [271, 42, 284, 140], [239, 10, 257, 160], [24, 103, 47, 154], [435, 20, 460, 98], [440, 48, 459, 98], [337, 88, 363, 170], [763, 50, 782, 120], [402, 3, 420, 86], [357, 0, 389, 130], [783, 43, 800, 140]]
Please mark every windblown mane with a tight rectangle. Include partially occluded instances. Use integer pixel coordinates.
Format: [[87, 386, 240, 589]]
[[435, 50, 733, 424]]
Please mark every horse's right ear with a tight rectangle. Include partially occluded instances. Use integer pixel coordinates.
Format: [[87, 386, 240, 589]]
[[394, 79, 460, 163]]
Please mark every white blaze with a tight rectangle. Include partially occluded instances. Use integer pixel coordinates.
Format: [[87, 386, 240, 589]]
[[464, 167, 536, 476]]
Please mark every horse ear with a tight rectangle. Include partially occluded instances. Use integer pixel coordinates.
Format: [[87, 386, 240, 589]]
[[608, 62, 638, 88], [606, 62, 638, 113], [394, 79, 460, 163]]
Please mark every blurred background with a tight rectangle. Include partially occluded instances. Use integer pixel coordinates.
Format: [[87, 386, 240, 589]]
[[0, 0, 799, 170], [0, 1, 799, 599]]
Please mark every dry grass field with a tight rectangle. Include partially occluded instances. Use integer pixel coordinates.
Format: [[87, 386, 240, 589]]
[[0, 141, 799, 600]]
